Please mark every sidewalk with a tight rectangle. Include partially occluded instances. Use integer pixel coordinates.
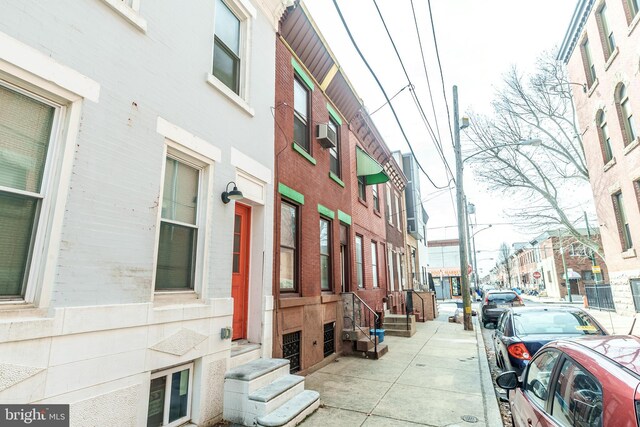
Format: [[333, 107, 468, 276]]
[[300, 303, 502, 426]]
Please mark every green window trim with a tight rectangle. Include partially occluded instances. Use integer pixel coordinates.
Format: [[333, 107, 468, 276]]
[[278, 183, 305, 205], [292, 142, 317, 165], [317, 204, 335, 219], [327, 103, 343, 126], [338, 210, 352, 225], [291, 58, 314, 91], [329, 172, 345, 187]]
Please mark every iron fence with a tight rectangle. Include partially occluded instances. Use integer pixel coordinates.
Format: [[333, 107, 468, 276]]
[[584, 285, 616, 312]]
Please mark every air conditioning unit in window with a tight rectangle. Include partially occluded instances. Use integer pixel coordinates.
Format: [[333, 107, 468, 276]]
[[316, 123, 337, 149]]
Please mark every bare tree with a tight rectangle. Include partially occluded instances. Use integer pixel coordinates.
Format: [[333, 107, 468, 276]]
[[466, 53, 603, 259], [498, 242, 512, 287]]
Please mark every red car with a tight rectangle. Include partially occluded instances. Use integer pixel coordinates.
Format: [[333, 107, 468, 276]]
[[496, 335, 640, 427]]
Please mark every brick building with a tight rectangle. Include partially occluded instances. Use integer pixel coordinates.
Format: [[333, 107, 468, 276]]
[[559, 0, 640, 314], [272, 4, 404, 374]]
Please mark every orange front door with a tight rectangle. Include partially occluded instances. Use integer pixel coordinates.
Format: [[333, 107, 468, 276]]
[[232, 203, 251, 340]]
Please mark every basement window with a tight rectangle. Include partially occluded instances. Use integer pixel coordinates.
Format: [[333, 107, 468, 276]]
[[323, 323, 335, 357], [283, 331, 301, 373]]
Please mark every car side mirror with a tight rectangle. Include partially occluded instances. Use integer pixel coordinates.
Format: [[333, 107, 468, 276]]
[[496, 371, 519, 390]]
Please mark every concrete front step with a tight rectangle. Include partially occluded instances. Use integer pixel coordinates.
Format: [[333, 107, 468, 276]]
[[225, 359, 291, 395], [383, 314, 416, 325], [366, 343, 388, 359], [341, 328, 366, 341], [383, 327, 416, 337], [355, 336, 378, 352], [245, 375, 306, 422], [256, 390, 320, 427]]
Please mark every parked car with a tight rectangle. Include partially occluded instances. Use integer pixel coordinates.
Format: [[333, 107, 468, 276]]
[[492, 307, 607, 377], [511, 287, 522, 295], [496, 336, 640, 427], [481, 290, 523, 327]]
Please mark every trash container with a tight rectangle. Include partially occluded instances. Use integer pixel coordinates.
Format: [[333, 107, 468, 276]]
[[369, 328, 385, 343]]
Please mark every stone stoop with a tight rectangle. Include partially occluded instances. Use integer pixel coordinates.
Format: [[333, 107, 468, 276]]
[[223, 358, 319, 427], [341, 329, 387, 359], [382, 314, 417, 337]]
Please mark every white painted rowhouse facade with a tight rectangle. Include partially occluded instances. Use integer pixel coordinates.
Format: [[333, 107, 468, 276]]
[[0, 0, 290, 425]]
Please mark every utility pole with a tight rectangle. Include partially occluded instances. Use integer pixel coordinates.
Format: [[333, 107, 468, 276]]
[[453, 85, 472, 331], [464, 196, 474, 290], [584, 211, 599, 285], [557, 229, 572, 302]]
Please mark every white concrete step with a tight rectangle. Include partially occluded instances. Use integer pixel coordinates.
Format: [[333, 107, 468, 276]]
[[225, 358, 290, 394], [245, 375, 305, 421], [256, 390, 320, 427]]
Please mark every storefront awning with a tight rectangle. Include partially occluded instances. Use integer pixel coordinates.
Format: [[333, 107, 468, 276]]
[[356, 146, 389, 185]]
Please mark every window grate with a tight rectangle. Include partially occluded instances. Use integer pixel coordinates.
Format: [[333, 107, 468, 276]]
[[283, 331, 301, 373], [323, 323, 335, 357]]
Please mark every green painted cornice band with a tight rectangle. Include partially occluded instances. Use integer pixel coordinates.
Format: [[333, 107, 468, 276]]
[[291, 58, 314, 91], [317, 204, 335, 219], [278, 183, 304, 205], [338, 210, 351, 225]]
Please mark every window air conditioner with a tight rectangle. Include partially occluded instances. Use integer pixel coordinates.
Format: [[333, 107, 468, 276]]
[[316, 123, 337, 149]]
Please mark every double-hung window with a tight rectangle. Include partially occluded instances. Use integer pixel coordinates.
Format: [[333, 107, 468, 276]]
[[357, 175, 366, 201], [597, 110, 613, 163], [147, 363, 193, 427], [616, 84, 637, 146], [597, 4, 616, 60], [386, 185, 392, 225], [372, 185, 379, 212], [213, 0, 241, 94], [156, 154, 202, 291], [280, 201, 298, 292], [0, 83, 57, 300], [293, 77, 310, 153], [320, 218, 331, 291], [624, 0, 640, 24], [613, 191, 633, 251], [580, 38, 597, 88], [355, 235, 364, 288], [371, 242, 379, 288], [328, 118, 340, 177]]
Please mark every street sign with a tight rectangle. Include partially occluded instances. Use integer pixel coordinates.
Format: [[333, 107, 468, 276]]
[[467, 264, 473, 274], [533, 271, 541, 279], [592, 265, 601, 274]]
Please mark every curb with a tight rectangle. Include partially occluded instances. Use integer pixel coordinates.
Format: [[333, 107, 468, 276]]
[[474, 317, 503, 427]]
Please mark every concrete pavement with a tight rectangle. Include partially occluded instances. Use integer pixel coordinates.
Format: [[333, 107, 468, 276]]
[[300, 303, 502, 427]]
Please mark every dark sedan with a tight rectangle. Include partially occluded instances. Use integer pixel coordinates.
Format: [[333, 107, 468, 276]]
[[492, 306, 607, 377], [481, 290, 524, 327]]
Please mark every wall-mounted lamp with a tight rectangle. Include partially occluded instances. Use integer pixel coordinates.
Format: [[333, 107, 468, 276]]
[[221, 181, 243, 204]]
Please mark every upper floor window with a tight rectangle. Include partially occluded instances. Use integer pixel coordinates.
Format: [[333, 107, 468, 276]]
[[213, 0, 241, 94], [371, 242, 379, 288], [0, 83, 57, 300], [623, 0, 640, 25], [320, 218, 332, 291], [293, 77, 310, 153], [386, 184, 392, 225], [280, 201, 298, 292], [596, 3, 616, 60], [357, 175, 366, 201], [615, 83, 637, 146], [328, 118, 340, 177], [612, 191, 633, 251], [156, 155, 203, 291], [355, 235, 364, 288], [580, 38, 597, 88], [596, 110, 614, 163], [395, 194, 402, 230], [372, 185, 380, 212]]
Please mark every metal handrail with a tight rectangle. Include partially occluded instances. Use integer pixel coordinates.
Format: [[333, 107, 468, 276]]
[[342, 292, 379, 356], [407, 289, 425, 322]]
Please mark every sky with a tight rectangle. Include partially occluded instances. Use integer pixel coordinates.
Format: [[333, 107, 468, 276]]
[[304, 0, 582, 277]]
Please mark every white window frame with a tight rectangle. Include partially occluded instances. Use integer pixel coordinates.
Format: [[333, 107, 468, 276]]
[[386, 184, 393, 225], [387, 247, 395, 292], [0, 32, 100, 307], [148, 363, 194, 427], [207, 0, 256, 116], [395, 192, 402, 230], [99, 0, 147, 33], [371, 242, 378, 288]]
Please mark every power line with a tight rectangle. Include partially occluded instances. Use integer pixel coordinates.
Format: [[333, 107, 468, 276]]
[[331, 0, 451, 190]]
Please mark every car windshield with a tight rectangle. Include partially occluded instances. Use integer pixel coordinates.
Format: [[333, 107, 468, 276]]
[[487, 292, 517, 302], [513, 311, 604, 336]]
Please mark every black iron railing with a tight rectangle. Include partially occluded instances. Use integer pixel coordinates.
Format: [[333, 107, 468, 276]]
[[406, 289, 425, 325], [585, 285, 616, 312], [342, 292, 379, 356]]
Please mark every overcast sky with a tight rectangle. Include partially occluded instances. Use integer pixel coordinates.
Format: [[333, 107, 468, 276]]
[[304, 0, 581, 276]]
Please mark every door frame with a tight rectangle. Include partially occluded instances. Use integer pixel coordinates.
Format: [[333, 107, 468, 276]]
[[232, 202, 251, 340]]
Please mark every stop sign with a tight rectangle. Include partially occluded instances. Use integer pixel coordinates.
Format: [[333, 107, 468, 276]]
[[468, 264, 473, 274], [533, 271, 541, 279]]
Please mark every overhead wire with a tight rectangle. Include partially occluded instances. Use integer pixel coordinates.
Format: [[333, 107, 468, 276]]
[[331, 0, 451, 190]]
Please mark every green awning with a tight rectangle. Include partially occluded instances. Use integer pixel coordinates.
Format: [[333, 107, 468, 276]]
[[356, 147, 389, 185]]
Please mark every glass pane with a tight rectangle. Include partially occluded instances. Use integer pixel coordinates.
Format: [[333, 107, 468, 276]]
[[280, 203, 296, 248], [147, 377, 166, 427], [320, 255, 330, 290], [232, 254, 240, 273], [233, 233, 241, 253], [0, 84, 54, 193], [155, 222, 196, 290], [525, 351, 559, 408], [280, 247, 294, 290], [0, 192, 38, 297], [169, 369, 189, 423], [213, 41, 239, 94], [319, 220, 329, 255], [293, 79, 308, 118], [234, 214, 241, 233], [162, 158, 198, 225], [551, 361, 603, 426], [293, 117, 309, 151], [215, 0, 240, 54]]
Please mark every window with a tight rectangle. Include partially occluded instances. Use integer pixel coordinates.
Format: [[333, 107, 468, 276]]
[[283, 331, 301, 373], [213, 0, 241, 94], [524, 350, 560, 408], [372, 185, 379, 212], [612, 191, 633, 250], [623, 0, 640, 24], [355, 235, 364, 288], [395, 194, 402, 230], [328, 118, 340, 177], [580, 38, 597, 87], [596, 3, 616, 60], [385, 185, 392, 224], [156, 156, 202, 291], [320, 218, 331, 291], [631, 279, 640, 312], [616, 84, 637, 146], [0, 83, 57, 299], [569, 243, 587, 257], [357, 175, 366, 201], [596, 110, 614, 163], [293, 77, 310, 153], [551, 359, 603, 426], [547, 271, 553, 283], [371, 242, 379, 288], [147, 364, 193, 427], [280, 201, 298, 291]]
